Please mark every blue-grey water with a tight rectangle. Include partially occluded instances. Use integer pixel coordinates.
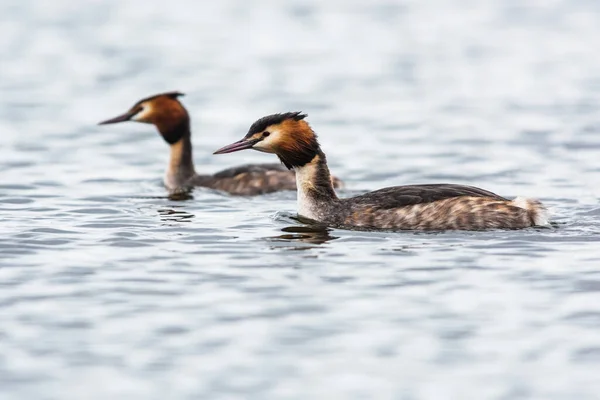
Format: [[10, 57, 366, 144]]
[[1, 0, 600, 399]]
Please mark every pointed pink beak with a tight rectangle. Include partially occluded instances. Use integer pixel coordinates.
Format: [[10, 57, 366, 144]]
[[98, 110, 138, 125], [213, 138, 259, 154]]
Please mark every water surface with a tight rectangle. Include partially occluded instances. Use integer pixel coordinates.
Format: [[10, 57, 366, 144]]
[[1, 0, 600, 399]]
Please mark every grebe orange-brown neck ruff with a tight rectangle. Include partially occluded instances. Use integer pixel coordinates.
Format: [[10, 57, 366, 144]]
[[98, 94, 343, 196], [214, 112, 550, 231]]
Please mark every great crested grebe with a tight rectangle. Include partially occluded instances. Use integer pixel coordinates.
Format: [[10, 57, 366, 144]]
[[98, 92, 343, 196], [214, 112, 550, 230]]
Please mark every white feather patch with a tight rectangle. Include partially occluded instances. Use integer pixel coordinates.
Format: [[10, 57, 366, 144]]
[[512, 196, 550, 226], [132, 103, 153, 121], [294, 162, 320, 220]]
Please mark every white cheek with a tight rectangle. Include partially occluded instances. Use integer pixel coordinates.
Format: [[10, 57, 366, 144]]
[[252, 135, 276, 153], [252, 141, 269, 152], [253, 146, 272, 154], [251, 129, 283, 153], [132, 104, 153, 121]]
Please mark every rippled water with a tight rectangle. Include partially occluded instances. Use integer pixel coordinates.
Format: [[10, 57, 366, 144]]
[[2, 0, 600, 399]]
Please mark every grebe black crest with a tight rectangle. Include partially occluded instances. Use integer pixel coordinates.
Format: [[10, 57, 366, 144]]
[[214, 113, 549, 230], [98, 94, 343, 196]]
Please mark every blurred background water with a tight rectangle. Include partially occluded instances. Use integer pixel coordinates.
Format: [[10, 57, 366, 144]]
[[1, 0, 600, 399]]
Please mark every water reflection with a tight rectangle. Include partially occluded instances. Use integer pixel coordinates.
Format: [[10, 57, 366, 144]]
[[168, 190, 194, 201], [268, 224, 339, 250], [126, 191, 194, 202], [158, 206, 195, 223]]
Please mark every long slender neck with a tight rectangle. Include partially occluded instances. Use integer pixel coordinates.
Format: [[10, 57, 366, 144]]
[[163, 123, 197, 190], [294, 150, 338, 220]]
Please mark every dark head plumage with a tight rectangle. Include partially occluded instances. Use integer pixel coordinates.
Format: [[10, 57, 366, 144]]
[[98, 91, 189, 145], [213, 111, 320, 169], [133, 91, 185, 107], [247, 112, 318, 169], [245, 112, 307, 138]]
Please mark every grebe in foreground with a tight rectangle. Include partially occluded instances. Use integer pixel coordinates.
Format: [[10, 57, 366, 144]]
[[98, 92, 343, 196], [214, 112, 549, 230]]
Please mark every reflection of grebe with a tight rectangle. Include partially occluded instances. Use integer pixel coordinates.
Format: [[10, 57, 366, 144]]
[[99, 92, 343, 196], [272, 225, 338, 246], [157, 207, 194, 223], [215, 112, 550, 231]]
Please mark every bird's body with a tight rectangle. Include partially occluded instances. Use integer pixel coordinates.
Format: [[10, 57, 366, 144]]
[[182, 163, 296, 196], [98, 92, 342, 196], [214, 112, 549, 231], [292, 152, 546, 230]]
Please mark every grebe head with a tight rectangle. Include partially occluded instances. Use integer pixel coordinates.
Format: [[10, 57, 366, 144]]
[[213, 112, 320, 169], [98, 91, 188, 144]]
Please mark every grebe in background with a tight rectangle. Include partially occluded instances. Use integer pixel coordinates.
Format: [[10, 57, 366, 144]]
[[214, 112, 549, 230], [98, 93, 343, 196]]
